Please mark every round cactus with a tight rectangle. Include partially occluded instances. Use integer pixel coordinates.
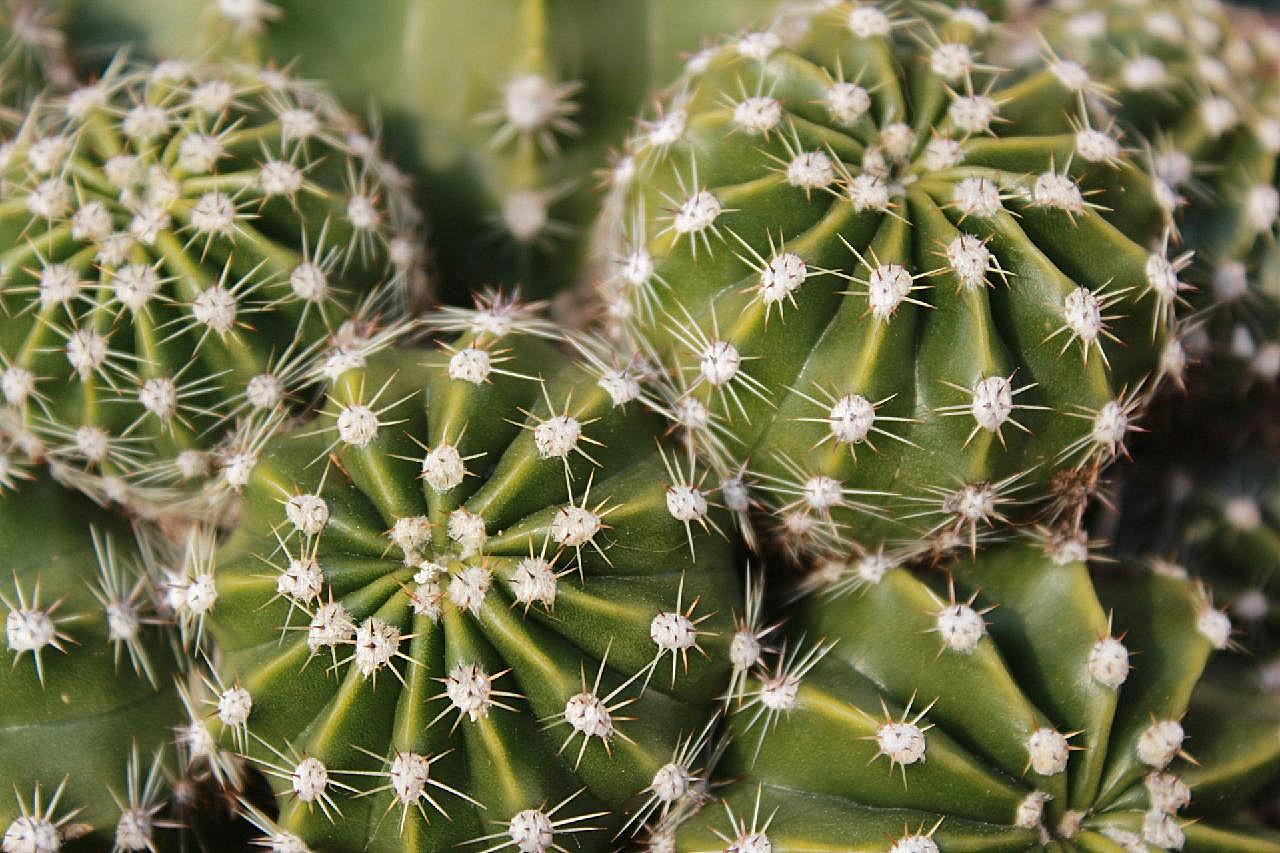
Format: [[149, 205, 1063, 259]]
[[664, 539, 1280, 852], [203, 306, 743, 852], [1036, 0, 1280, 386], [0, 473, 184, 852], [591, 0, 1179, 562], [0, 57, 425, 517]]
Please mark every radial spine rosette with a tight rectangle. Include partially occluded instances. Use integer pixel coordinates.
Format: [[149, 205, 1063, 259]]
[[0, 56, 425, 516], [0, 474, 186, 852], [664, 538, 1280, 852], [591, 0, 1178, 562], [201, 300, 742, 852], [1034, 0, 1280, 385]]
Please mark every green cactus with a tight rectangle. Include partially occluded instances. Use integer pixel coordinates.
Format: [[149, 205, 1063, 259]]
[[201, 305, 744, 851], [0, 0, 74, 129], [60, 0, 784, 303], [665, 539, 1280, 852], [1034, 0, 1280, 387], [590, 1, 1179, 562], [0, 473, 184, 852], [0, 57, 424, 518], [1106, 446, 1280, 679]]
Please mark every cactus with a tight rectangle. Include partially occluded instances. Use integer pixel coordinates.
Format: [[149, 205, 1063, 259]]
[[1034, 0, 1280, 386], [202, 306, 743, 851], [61, 0, 784, 303], [0, 473, 184, 851], [1105, 444, 1280, 689], [0, 57, 424, 517], [590, 1, 1180, 562], [665, 539, 1280, 852], [0, 0, 74, 128]]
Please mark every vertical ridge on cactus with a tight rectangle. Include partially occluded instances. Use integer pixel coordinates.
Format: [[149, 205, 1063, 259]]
[[590, 0, 1178, 563], [665, 538, 1280, 852], [0, 56, 425, 517], [200, 304, 743, 852]]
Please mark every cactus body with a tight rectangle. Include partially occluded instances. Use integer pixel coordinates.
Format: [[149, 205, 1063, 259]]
[[591, 1, 1180, 561], [0, 474, 182, 852], [1037, 0, 1280, 386], [205, 312, 743, 852], [0, 59, 423, 516], [63, 0, 781, 302], [668, 541, 1280, 852]]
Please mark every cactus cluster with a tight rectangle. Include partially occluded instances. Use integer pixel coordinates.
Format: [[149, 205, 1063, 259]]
[[0, 1, 1279, 852], [0, 56, 423, 516]]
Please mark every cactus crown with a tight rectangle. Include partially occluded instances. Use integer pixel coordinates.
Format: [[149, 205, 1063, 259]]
[[202, 305, 744, 852], [593, 0, 1179, 563], [0, 57, 423, 515]]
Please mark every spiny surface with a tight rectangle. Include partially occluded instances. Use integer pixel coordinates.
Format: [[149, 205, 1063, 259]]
[[593, 0, 1176, 561], [668, 539, 1280, 852], [1034, 0, 1280, 386], [205, 312, 742, 852], [0, 474, 182, 850], [0, 57, 423, 516]]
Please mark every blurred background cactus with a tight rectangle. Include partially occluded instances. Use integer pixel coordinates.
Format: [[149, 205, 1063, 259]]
[[59, 0, 781, 304], [0, 56, 422, 518]]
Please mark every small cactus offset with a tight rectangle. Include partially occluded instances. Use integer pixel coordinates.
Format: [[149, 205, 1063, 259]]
[[1036, 0, 1280, 385], [591, 0, 1181, 562], [201, 305, 743, 851], [666, 539, 1280, 852], [0, 473, 184, 852], [0, 56, 424, 517]]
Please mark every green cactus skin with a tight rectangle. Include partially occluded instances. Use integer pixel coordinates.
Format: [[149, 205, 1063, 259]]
[[0, 57, 425, 518], [0, 474, 183, 852], [1034, 0, 1280, 388], [202, 306, 744, 852], [590, 0, 1179, 563], [59, 0, 783, 304], [664, 539, 1280, 853], [0, 1, 74, 129], [1107, 451, 1280, 680]]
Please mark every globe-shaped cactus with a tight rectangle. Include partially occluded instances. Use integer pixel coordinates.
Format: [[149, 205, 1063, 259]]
[[202, 307, 744, 852], [665, 539, 1280, 852], [0, 57, 425, 517], [1036, 0, 1280, 386], [0, 473, 183, 852], [591, 0, 1179, 561]]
